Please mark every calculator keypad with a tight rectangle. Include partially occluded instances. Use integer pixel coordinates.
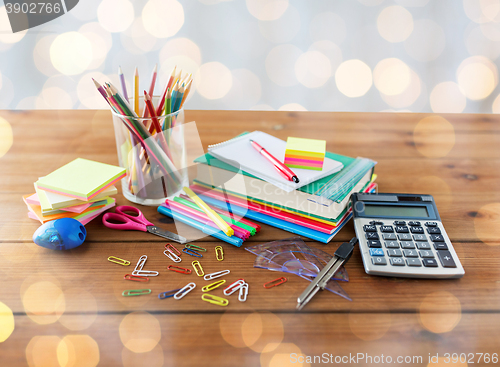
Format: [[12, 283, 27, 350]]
[[361, 219, 460, 274]]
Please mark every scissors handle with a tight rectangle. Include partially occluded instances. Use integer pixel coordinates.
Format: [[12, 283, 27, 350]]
[[115, 205, 154, 227], [102, 213, 148, 232]]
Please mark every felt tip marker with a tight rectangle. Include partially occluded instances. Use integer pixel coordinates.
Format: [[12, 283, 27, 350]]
[[249, 139, 300, 183]]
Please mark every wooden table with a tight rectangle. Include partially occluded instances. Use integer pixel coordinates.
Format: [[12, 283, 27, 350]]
[[1, 110, 500, 366]]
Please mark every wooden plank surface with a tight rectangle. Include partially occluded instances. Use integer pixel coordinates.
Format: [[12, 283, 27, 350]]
[[0, 110, 499, 366]]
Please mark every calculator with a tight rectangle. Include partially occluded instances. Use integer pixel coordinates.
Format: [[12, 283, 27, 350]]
[[352, 193, 464, 279]]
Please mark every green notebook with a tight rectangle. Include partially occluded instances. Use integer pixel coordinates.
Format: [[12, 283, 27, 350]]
[[195, 151, 355, 198]]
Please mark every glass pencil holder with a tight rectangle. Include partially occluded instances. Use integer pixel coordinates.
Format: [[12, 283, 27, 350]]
[[111, 97, 189, 206]]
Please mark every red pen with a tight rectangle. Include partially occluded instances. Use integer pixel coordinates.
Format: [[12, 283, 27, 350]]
[[250, 140, 300, 183]]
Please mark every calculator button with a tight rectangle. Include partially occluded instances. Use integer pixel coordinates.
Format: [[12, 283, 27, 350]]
[[425, 222, 438, 227], [394, 221, 406, 226], [372, 257, 387, 265], [419, 250, 434, 258], [413, 234, 427, 241], [408, 221, 421, 226], [366, 232, 379, 240], [427, 227, 441, 234], [387, 249, 402, 257], [430, 234, 445, 242], [403, 249, 418, 257], [384, 241, 399, 248], [406, 258, 422, 266], [390, 258, 405, 266], [416, 242, 431, 250], [395, 226, 409, 233], [380, 225, 394, 233], [363, 225, 377, 232], [410, 226, 424, 234], [369, 248, 385, 256], [367, 240, 382, 248], [400, 242, 415, 249], [422, 258, 438, 267], [370, 221, 384, 225], [382, 233, 397, 240], [398, 233, 412, 241], [436, 251, 457, 268], [433, 243, 448, 251]]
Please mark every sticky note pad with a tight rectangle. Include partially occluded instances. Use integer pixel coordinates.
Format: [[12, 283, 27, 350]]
[[36, 158, 126, 201], [284, 137, 326, 171]]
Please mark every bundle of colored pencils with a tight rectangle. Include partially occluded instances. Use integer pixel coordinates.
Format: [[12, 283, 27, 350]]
[[93, 65, 193, 197]]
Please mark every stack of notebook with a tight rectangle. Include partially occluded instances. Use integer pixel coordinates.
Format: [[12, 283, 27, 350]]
[[190, 131, 377, 243], [23, 158, 125, 224]]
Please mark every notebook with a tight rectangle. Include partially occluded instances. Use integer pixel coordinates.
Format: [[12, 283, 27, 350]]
[[35, 158, 126, 201], [207, 131, 343, 192]]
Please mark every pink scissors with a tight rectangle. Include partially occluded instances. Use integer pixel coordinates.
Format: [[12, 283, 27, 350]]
[[102, 205, 186, 244]]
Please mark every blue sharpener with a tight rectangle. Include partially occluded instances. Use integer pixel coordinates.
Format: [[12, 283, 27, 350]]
[[33, 218, 87, 250]]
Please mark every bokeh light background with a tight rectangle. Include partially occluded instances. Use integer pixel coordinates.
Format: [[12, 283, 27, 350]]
[[0, 0, 500, 113]]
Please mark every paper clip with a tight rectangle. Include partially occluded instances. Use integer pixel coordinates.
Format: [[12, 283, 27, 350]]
[[202, 279, 226, 292], [132, 255, 159, 277], [108, 256, 130, 266], [124, 274, 149, 282], [158, 288, 181, 299], [182, 248, 202, 258], [263, 277, 287, 289], [185, 243, 207, 252], [192, 261, 204, 276], [238, 283, 249, 302], [223, 279, 245, 296], [122, 289, 151, 297], [204, 270, 230, 281], [174, 282, 196, 299], [215, 246, 224, 261], [165, 243, 181, 256], [164, 249, 182, 263], [167, 265, 192, 274], [201, 293, 229, 306]]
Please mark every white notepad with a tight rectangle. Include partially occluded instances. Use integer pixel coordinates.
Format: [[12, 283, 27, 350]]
[[207, 131, 343, 192]]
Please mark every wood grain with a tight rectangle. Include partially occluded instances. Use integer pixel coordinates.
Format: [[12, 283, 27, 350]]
[[0, 110, 499, 366]]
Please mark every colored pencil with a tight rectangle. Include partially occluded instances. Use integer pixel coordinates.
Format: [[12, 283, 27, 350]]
[[134, 67, 139, 115], [143, 64, 158, 118], [93, 78, 108, 101], [156, 66, 176, 116], [118, 66, 128, 102], [173, 83, 185, 112], [179, 79, 192, 109]]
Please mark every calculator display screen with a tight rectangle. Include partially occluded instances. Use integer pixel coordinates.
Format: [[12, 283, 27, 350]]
[[364, 204, 429, 218]]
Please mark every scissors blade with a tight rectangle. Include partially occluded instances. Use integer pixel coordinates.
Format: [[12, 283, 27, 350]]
[[146, 226, 187, 244]]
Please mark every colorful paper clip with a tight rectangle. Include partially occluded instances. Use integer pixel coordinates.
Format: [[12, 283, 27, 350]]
[[165, 243, 181, 256], [108, 256, 130, 266], [204, 270, 230, 281], [185, 243, 207, 252], [202, 279, 226, 292], [164, 249, 182, 263], [158, 288, 181, 299], [174, 282, 196, 299], [192, 261, 204, 276], [131, 255, 159, 277], [238, 283, 249, 302], [124, 274, 149, 282], [122, 289, 151, 297], [202, 293, 229, 306], [182, 248, 202, 258], [215, 246, 224, 261], [223, 279, 245, 296], [167, 265, 192, 274], [263, 277, 287, 289]]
